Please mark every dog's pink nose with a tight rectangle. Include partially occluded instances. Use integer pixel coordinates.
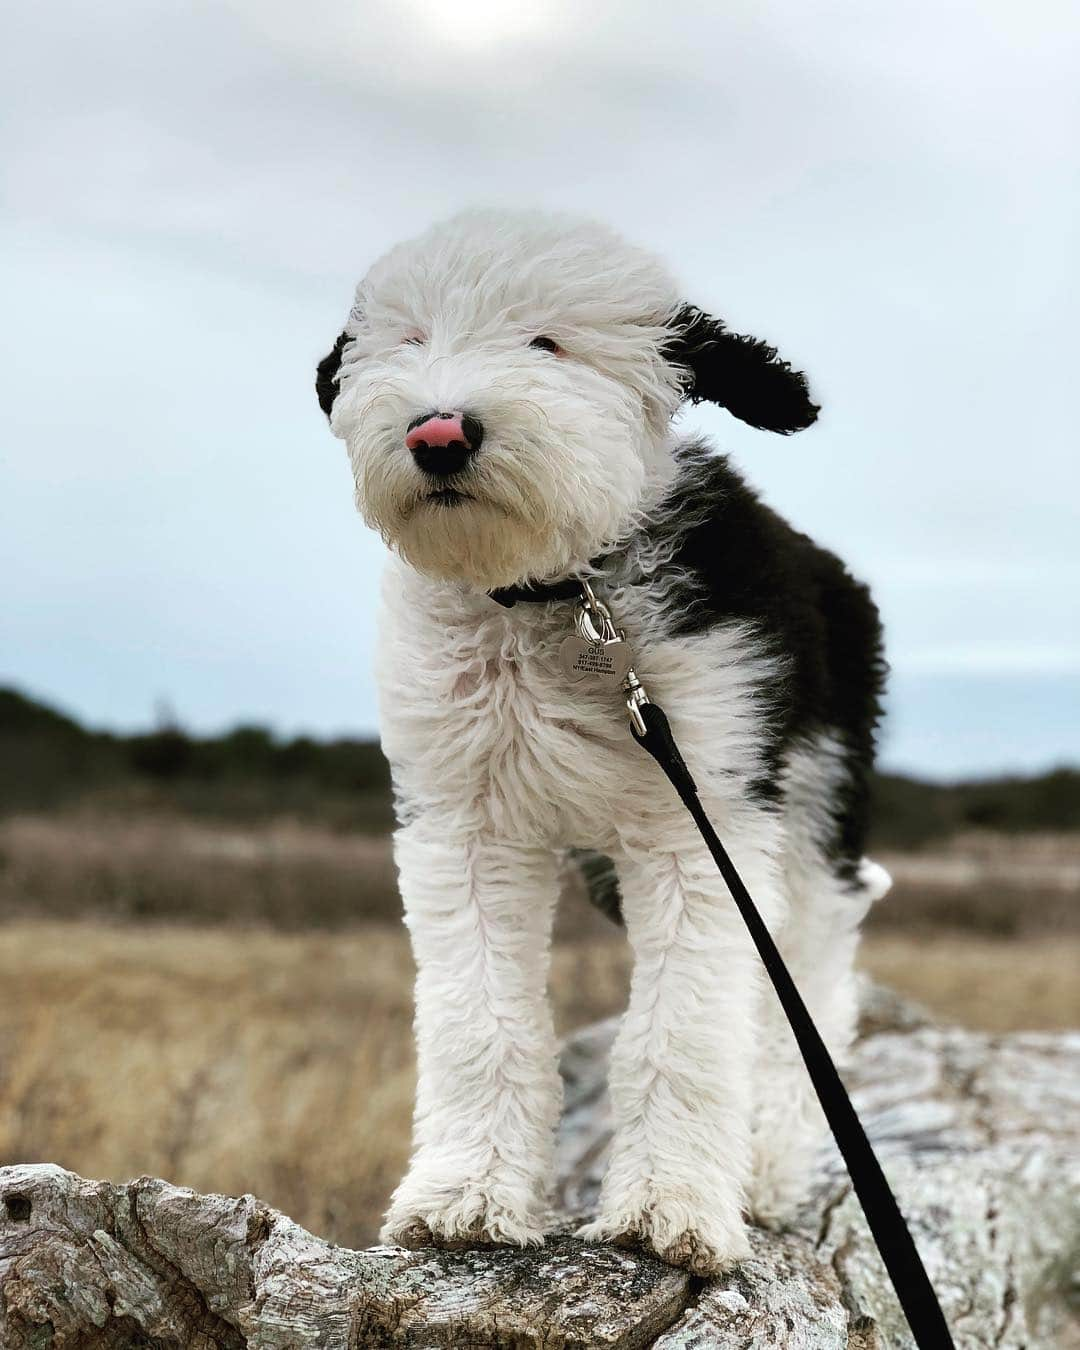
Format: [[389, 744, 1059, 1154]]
[[405, 411, 484, 479], [405, 412, 467, 451]]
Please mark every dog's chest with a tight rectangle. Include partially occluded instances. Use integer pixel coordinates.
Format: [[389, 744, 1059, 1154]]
[[380, 600, 634, 845]]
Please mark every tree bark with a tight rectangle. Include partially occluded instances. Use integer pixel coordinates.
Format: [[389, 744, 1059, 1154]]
[[2, 984, 1078, 1348]]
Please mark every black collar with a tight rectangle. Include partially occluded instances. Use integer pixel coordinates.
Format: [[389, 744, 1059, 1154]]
[[488, 575, 585, 608], [488, 550, 617, 608]]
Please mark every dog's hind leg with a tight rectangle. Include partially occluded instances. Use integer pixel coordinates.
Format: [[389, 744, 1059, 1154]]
[[578, 808, 787, 1276], [380, 821, 561, 1250], [748, 847, 890, 1227]]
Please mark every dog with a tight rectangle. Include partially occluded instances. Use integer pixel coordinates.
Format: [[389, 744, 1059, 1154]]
[[316, 209, 889, 1275]]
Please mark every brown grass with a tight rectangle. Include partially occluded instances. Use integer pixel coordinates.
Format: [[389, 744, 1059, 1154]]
[[1, 916, 1076, 1248], [0, 813, 401, 928], [3, 812, 1077, 938], [0, 920, 628, 1248], [872, 831, 1080, 935], [0, 812, 1076, 1247], [859, 930, 1080, 1032]]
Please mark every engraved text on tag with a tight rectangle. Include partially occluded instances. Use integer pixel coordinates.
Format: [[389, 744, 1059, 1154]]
[[559, 635, 634, 692]]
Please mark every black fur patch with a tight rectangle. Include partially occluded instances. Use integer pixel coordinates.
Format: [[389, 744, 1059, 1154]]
[[636, 445, 886, 882], [666, 306, 819, 434], [569, 848, 623, 926], [316, 331, 349, 418]]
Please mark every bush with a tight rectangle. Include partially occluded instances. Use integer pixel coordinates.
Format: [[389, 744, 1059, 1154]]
[[1, 686, 1075, 842]]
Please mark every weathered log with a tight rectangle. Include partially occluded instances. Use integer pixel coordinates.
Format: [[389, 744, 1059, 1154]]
[[2, 985, 1078, 1348]]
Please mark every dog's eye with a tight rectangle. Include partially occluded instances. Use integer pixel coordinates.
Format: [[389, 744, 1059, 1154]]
[[529, 336, 562, 354], [401, 333, 426, 346]]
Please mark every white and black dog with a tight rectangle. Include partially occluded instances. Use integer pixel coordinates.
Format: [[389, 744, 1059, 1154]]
[[316, 210, 889, 1276]]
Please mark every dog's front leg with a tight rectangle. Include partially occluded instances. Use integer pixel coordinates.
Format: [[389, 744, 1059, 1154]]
[[381, 820, 561, 1250], [579, 821, 782, 1276]]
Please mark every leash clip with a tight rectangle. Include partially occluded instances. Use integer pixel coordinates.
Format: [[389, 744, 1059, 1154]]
[[624, 671, 650, 738], [563, 581, 651, 734], [575, 579, 619, 643]]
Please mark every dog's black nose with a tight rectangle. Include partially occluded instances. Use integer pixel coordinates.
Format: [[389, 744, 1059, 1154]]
[[405, 411, 484, 478]]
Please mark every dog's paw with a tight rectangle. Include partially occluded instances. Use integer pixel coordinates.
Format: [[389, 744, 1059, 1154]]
[[577, 1191, 750, 1277], [381, 1215, 435, 1249], [380, 1180, 545, 1251], [747, 1143, 813, 1229], [746, 1175, 803, 1230]]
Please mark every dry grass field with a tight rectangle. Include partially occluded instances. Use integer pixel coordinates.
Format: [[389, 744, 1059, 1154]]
[[0, 919, 635, 1248], [0, 810, 1077, 1248], [5, 810, 1079, 937]]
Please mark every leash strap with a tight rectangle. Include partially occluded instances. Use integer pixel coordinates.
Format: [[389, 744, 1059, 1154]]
[[631, 698, 954, 1348]]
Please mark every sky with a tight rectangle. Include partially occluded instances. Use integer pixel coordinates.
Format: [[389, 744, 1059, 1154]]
[[2, 0, 1078, 779]]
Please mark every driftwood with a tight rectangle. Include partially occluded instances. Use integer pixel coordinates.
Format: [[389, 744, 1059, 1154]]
[[2, 985, 1078, 1348]]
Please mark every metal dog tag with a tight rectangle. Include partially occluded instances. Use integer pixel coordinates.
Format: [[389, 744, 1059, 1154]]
[[559, 635, 634, 691]]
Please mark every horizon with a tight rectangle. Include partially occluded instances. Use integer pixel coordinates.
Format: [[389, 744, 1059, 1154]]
[[5, 678, 1077, 787]]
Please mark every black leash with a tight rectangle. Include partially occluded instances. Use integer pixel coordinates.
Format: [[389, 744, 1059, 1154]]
[[632, 699, 954, 1349], [493, 576, 955, 1348]]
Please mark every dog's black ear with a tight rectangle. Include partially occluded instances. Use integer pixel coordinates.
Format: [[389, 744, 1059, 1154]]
[[666, 305, 819, 434], [316, 331, 350, 419]]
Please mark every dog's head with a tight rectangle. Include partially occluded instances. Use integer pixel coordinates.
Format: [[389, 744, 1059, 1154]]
[[318, 210, 817, 589]]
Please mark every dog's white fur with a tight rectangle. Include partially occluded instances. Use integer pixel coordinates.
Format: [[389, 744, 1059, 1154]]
[[324, 210, 889, 1275]]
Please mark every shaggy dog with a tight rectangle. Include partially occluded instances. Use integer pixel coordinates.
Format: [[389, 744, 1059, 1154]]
[[316, 210, 889, 1275]]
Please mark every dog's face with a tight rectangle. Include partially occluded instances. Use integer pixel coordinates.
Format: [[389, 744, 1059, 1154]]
[[318, 211, 817, 590]]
